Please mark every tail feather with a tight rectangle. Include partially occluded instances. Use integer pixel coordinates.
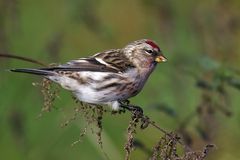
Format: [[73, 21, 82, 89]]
[[10, 68, 55, 76]]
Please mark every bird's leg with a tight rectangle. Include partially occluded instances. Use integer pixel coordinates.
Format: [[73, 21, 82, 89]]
[[119, 100, 152, 130], [124, 104, 143, 117], [111, 100, 128, 114], [119, 100, 143, 117], [120, 99, 130, 106]]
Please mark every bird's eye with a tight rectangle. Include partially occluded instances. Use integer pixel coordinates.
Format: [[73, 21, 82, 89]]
[[146, 49, 153, 54]]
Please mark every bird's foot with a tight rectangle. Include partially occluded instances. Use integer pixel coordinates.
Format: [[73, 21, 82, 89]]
[[119, 100, 151, 129], [119, 100, 143, 117], [119, 99, 130, 106]]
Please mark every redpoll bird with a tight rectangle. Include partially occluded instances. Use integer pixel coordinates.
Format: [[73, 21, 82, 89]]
[[11, 39, 167, 110]]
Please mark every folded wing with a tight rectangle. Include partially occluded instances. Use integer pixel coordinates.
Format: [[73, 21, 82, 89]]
[[11, 49, 135, 75]]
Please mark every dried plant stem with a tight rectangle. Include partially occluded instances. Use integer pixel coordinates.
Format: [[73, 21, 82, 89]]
[[31, 75, 213, 160], [124, 111, 140, 160], [0, 53, 47, 66], [41, 78, 59, 112]]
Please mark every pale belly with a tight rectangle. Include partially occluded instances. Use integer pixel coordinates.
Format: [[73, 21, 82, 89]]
[[48, 68, 152, 105]]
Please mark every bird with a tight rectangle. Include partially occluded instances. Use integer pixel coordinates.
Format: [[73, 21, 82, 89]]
[[11, 39, 167, 110]]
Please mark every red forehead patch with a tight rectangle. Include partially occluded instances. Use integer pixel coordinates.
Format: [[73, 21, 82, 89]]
[[145, 40, 160, 51]]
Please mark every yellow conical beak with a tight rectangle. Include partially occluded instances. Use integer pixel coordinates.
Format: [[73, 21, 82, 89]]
[[155, 55, 167, 63]]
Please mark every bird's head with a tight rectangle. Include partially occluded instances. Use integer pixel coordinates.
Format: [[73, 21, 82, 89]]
[[123, 39, 167, 68]]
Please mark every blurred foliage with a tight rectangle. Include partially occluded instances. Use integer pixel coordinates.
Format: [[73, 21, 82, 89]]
[[0, 0, 240, 159]]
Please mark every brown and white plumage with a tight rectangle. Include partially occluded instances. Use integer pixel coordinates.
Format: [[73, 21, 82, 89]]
[[11, 39, 167, 110]]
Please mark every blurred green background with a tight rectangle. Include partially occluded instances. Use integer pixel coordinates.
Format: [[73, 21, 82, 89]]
[[0, 0, 240, 159]]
